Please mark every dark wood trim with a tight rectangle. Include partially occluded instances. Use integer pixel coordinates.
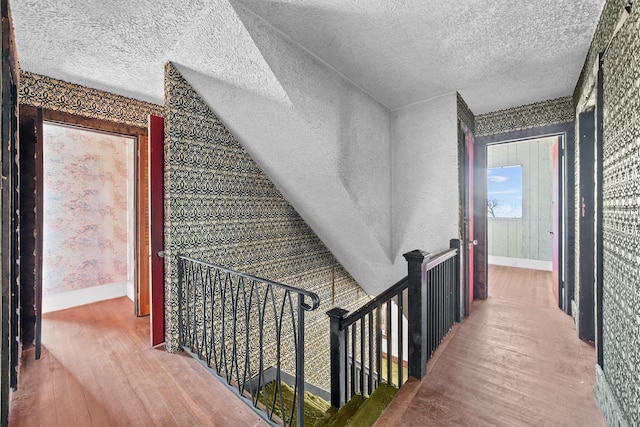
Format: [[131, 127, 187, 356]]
[[42, 109, 146, 137], [1, 0, 20, 421], [477, 122, 575, 316], [40, 109, 148, 318], [18, 105, 39, 350], [458, 123, 470, 317], [556, 137, 564, 310], [34, 107, 43, 360], [595, 55, 604, 366]]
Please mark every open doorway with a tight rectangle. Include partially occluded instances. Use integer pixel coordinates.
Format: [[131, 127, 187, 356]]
[[486, 137, 557, 276], [18, 107, 153, 354], [476, 123, 574, 315], [41, 122, 137, 312]]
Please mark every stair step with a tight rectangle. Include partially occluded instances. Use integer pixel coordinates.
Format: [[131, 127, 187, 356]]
[[345, 383, 398, 427], [257, 381, 332, 427], [257, 381, 398, 426], [324, 394, 366, 427]]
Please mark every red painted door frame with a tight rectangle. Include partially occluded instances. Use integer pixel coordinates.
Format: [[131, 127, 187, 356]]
[[149, 115, 165, 346]]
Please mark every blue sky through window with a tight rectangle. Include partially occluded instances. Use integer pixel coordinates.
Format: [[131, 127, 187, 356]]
[[487, 165, 523, 218]]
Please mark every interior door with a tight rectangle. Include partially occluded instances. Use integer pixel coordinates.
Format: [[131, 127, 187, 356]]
[[552, 138, 560, 306], [149, 115, 165, 346], [466, 130, 475, 309], [136, 133, 150, 316], [578, 110, 595, 342]]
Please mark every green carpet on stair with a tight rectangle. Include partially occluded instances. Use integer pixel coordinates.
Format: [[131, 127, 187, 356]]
[[257, 381, 332, 427], [256, 380, 398, 426], [344, 383, 398, 426], [324, 394, 366, 427]]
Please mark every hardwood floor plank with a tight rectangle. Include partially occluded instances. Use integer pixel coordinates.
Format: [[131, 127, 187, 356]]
[[9, 297, 268, 426], [377, 265, 605, 427]]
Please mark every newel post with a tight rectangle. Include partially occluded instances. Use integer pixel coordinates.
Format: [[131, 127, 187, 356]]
[[327, 307, 349, 407], [403, 249, 431, 380]]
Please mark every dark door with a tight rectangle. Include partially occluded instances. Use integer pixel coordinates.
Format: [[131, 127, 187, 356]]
[[578, 110, 595, 342]]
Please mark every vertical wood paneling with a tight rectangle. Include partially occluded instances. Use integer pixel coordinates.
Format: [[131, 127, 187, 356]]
[[538, 143, 553, 261], [530, 140, 540, 259], [488, 137, 555, 261]]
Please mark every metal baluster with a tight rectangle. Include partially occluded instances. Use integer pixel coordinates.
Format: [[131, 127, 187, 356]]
[[210, 269, 220, 375], [296, 293, 305, 427], [177, 257, 184, 345], [386, 302, 392, 384], [397, 290, 403, 388], [360, 318, 365, 395], [231, 275, 240, 388], [375, 307, 382, 389], [351, 325, 356, 396], [368, 311, 373, 395], [344, 325, 350, 399]]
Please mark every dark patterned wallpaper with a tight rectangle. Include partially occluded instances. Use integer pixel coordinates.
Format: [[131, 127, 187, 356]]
[[163, 63, 370, 390], [572, 4, 620, 332], [475, 97, 573, 137], [598, 1, 640, 424], [573, 1, 622, 107], [456, 92, 475, 134], [19, 71, 163, 128]]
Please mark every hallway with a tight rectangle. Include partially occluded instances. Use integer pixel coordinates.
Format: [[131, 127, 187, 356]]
[[377, 265, 605, 426]]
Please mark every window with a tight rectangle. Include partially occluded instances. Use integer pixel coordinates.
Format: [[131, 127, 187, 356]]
[[487, 165, 523, 218]]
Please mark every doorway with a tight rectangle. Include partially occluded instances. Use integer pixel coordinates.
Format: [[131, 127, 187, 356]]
[[476, 123, 575, 314], [18, 108, 153, 354], [41, 121, 136, 312], [486, 137, 557, 292]]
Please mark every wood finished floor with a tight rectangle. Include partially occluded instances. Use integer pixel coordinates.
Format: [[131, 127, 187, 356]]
[[377, 265, 605, 427], [9, 297, 267, 427]]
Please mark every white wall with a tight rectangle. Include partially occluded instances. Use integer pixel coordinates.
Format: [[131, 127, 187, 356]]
[[165, 0, 460, 294], [391, 94, 460, 262]]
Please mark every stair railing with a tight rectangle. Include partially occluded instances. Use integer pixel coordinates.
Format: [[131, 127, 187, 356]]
[[177, 255, 320, 427], [327, 239, 461, 407]]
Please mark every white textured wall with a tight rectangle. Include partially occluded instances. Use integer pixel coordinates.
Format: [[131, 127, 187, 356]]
[[391, 94, 460, 263], [167, 1, 459, 294]]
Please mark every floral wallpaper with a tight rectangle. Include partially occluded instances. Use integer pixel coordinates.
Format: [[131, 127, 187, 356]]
[[42, 123, 134, 295]]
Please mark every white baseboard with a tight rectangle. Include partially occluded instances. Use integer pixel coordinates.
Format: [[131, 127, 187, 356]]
[[43, 281, 130, 313], [126, 281, 135, 301], [488, 256, 552, 271]]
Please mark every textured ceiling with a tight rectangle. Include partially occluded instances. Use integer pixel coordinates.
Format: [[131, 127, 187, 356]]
[[11, 0, 604, 113]]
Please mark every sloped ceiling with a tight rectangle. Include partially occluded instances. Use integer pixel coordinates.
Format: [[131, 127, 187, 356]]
[[11, 0, 606, 294], [12, 0, 604, 114]]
